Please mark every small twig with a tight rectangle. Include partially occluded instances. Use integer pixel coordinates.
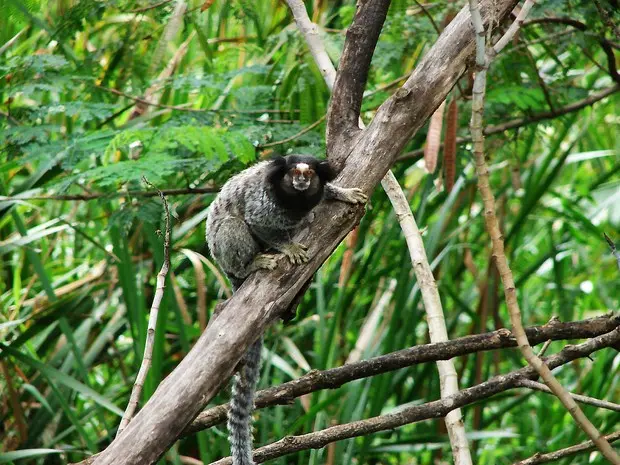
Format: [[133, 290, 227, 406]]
[[258, 114, 326, 148], [512, 431, 620, 465], [516, 378, 620, 412], [604, 233, 620, 272], [128, 0, 172, 13], [96, 85, 205, 113], [116, 177, 172, 437], [206, 328, 620, 464], [0, 186, 218, 203], [536, 339, 552, 356]]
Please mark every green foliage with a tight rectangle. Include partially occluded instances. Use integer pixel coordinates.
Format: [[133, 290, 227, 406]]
[[0, 0, 619, 464]]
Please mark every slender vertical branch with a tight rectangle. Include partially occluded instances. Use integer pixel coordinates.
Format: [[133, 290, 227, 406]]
[[117, 177, 172, 437], [468, 0, 620, 461]]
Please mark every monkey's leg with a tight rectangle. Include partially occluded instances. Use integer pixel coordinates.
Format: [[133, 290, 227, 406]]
[[250, 226, 310, 265], [325, 183, 368, 204], [211, 217, 280, 284]]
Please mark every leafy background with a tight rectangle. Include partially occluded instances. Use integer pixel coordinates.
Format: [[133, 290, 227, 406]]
[[1, 0, 619, 464]]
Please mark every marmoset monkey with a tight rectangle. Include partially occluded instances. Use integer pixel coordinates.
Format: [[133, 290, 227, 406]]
[[205, 154, 367, 465]]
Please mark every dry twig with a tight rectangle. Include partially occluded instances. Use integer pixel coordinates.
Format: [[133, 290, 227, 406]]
[[116, 178, 172, 436], [207, 327, 620, 464]]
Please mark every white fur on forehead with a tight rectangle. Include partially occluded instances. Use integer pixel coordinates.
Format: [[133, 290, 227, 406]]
[[295, 163, 310, 172]]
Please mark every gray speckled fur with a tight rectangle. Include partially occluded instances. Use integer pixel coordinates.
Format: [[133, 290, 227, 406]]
[[205, 157, 366, 465], [206, 161, 301, 286]]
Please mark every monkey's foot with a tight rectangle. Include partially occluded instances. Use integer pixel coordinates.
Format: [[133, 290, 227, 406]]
[[340, 187, 368, 204], [248, 253, 280, 273], [279, 242, 309, 265]]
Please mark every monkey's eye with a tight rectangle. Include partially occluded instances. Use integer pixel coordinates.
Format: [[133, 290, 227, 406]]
[[306, 169, 315, 177], [293, 168, 301, 176]]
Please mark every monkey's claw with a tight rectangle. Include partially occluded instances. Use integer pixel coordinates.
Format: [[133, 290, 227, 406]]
[[251, 253, 280, 271], [343, 188, 368, 204], [280, 242, 310, 265]]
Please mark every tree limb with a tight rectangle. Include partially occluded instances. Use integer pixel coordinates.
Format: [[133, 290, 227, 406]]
[[513, 431, 620, 465], [208, 327, 620, 464], [185, 314, 619, 434], [327, 0, 392, 157]]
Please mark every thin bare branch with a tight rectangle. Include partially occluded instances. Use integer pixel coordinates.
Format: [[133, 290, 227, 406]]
[[207, 327, 620, 464], [516, 378, 620, 412], [116, 178, 172, 436], [513, 431, 620, 465], [185, 314, 620, 434]]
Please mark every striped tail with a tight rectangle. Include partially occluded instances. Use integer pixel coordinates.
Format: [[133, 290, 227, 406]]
[[227, 337, 263, 465]]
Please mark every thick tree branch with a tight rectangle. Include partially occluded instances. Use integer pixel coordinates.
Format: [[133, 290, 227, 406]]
[[326, 0, 391, 156], [90, 1, 522, 463], [185, 314, 619, 434], [208, 327, 620, 464]]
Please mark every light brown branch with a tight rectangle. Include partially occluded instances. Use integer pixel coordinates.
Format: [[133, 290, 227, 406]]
[[515, 378, 620, 412], [468, 0, 620, 461], [207, 327, 620, 464], [513, 431, 620, 465], [116, 178, 172, 436], [185, 314, 620, 434]]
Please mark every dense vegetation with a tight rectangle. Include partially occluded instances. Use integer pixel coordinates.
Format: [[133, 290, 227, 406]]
[[1, 0, 618, 464]]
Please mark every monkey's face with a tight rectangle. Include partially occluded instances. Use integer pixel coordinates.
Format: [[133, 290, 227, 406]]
[[287, 163, 316, 192]]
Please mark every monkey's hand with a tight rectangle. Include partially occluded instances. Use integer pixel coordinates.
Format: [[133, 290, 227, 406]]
[[325, 184, 368, 204], [246, 253, 280, 274], [278, 242, 309, 265]]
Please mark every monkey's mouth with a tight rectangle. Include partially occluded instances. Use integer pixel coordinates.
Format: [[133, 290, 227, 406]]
[[293, 180, 310, 191]]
